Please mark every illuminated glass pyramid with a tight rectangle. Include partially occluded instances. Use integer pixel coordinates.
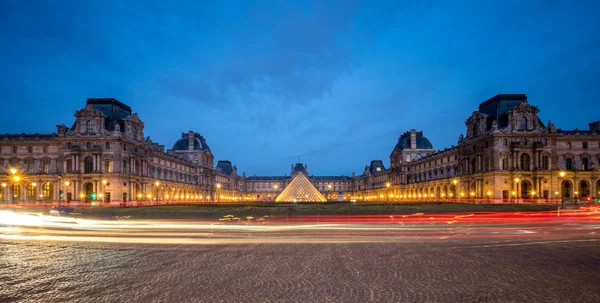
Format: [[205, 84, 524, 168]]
[[275, 173, 327, 202]]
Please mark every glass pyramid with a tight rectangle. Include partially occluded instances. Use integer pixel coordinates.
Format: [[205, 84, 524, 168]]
[[275, 173, 327, 202]]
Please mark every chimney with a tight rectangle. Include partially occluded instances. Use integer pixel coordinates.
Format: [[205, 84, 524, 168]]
[[188, 131, 194, 150], [410, 129, 417, 149]]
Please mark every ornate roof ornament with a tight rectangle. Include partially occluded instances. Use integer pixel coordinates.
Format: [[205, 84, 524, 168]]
[[74, 103, 106, 118]]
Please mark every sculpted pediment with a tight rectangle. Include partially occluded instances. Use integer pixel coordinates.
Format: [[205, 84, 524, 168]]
[[74, 104, 106, 118], [511, 99, 539, 115]]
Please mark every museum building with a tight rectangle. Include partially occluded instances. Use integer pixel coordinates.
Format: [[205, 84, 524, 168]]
[[1, 95, 599, 203]]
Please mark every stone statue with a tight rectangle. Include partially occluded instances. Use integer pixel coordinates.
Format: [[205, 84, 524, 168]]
[[458, 134, 464, 142], [491, 120, 498, 131]]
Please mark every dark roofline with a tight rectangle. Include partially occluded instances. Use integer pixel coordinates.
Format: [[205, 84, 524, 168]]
[[86, 98, 132, 112], [478, 94, 527, 109]]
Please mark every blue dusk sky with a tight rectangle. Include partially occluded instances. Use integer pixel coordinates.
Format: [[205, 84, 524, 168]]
[[1, 0, 598, 176]]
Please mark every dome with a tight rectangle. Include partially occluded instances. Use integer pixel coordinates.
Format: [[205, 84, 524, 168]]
[[171, 132, 210, 151], [394, 130, 433, 150]]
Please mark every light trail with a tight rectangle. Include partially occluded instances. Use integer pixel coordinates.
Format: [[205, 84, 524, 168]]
[[1, 209, 599, 245]]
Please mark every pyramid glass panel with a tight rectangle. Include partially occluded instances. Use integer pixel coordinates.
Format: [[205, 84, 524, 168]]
[[275, 173, 327, 202]]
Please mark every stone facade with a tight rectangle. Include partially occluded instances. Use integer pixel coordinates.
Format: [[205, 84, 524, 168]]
[[0, 98, 238, 203], [1, 95, 599, 203]]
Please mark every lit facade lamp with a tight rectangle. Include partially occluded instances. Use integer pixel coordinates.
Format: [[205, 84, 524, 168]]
[[216, 183, 221, 202]]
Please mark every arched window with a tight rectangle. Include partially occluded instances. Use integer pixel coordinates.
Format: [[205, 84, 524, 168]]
[[86, 120, 95, 134], [520, 153, 531, 171], [84, 156, 94, 173], [583, 141, 588, 149], [501, 154, 509, 170], [519, 116, 527, 130]]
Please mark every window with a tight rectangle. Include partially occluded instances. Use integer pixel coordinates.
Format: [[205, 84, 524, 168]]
[[42, 161, 49, 173], [502, 155, 509, 170], [86, 120, 95, 134], [519, 116, 528, 130], [86, 142, 91, 149], [583, 141, 588, 149], [566, 158, 573, 170], [12, 146, 17, 153], [28, 146, 32, 153], [123, 144, 127, 151], [582, 158, 589, 170], [26, 161, 33, 173], [67, 142, 72, 148], [566, 142, 572, 149], [520, 153, 531, 171], [542, 156, 549, 170], [66, 159, 73, 172], [84, 156, 94, 173], [43, 146, 48, 153], [123, 160, 128, 173], [105, 142, 110, 149], [104, 159, 111, 173], [503, 139, 508, 146]]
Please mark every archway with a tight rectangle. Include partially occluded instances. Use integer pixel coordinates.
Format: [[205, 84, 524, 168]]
[[26, 183, 37, 201], [579, 180, 590, 197], [42, 182, 53, 200], [83, 182, 93, 201], [596, 179, 600, 198], [521, 180, 533, 198], [134, 183, 140, 200], [12, 184, 20, 202], [561, 180, 572, 199]]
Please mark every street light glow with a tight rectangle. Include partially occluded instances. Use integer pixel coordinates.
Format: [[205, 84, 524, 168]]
[[9, 168, 17, 175], [559, 171, 565, 178]]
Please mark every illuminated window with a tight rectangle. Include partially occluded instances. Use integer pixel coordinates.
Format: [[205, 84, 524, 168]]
[[104, 159, 112, 173], [582, 158, 589, 170], [42, 161, 49, 173], [501, 155, 509, 170], [26, 160, 33, 173], [43, 182, 53, 198]]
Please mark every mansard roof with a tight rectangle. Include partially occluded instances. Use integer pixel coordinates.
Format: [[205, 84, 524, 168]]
[[394, 131, 433, 150], [215, 160, 233, 176]]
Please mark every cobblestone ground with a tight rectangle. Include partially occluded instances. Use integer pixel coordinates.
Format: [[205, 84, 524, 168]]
[[1, 239, 599, 303]]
